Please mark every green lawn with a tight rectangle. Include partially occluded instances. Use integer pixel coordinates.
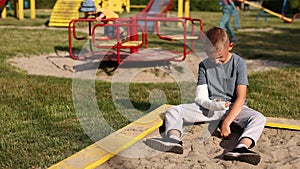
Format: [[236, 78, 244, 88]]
[[0, 9, 299, 168]]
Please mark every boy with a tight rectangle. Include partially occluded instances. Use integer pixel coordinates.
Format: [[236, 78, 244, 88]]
[[144, 27, 266, 165]]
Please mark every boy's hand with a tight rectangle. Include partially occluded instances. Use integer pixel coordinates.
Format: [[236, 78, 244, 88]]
[[220, 123, 231, 138], [225, 101, 231, 108]]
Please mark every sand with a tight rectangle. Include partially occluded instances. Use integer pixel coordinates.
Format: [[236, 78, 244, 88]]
[[8, 51, 289, 83], [99, 125, 300, 169], [7, 52, 299, 168]]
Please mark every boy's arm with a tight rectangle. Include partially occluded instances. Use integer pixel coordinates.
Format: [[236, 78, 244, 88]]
[[196, 62, 230, 111], [220, 84, 247, 138], [195, 84, 229, 111]]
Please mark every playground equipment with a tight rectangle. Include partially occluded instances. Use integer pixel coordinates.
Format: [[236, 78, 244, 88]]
[[49, 0, 129, 27], [0, 0, 6, 9], [68, 0, 203, 64], [49, 0, 84, 27], [177, 0, 190, 19], [0, 0, 35, 20], [0, 0, 7, 17], [99, 0, 129, 13], [238, 0, 299, 23], [49, 0, 191, 27], [69, 17, 203, 64]]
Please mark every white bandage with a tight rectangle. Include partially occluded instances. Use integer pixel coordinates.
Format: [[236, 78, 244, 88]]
[[195, 84, 227, 111]]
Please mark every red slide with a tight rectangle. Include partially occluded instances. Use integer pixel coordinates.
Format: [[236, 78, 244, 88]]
[[0, 0, 8, 11], [140, 0, 173, 14]]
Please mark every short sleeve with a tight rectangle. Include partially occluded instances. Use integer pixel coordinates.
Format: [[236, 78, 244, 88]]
[[236, 58, 249, 86], [197, 62, 207, 85]]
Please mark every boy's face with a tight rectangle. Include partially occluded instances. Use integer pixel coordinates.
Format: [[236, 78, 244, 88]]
[[206, 42, 233, 64]]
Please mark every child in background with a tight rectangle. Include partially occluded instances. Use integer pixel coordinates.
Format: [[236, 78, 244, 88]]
[[79, 0, 120, 38], [219, 0, 240, 43]]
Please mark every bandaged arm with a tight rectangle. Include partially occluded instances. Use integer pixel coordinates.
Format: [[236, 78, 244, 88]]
[[195, 84, 228, 111]]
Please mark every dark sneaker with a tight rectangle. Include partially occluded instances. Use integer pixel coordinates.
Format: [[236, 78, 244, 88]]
[[223, 147, 261, 165], [143, 138, 183, 154]]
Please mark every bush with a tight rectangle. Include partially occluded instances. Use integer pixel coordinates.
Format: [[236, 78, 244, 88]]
[[262, 0, 299, 16], [171, 0, 220, 12], [7, 0, 56, 9], [35, 0, 57, 9]]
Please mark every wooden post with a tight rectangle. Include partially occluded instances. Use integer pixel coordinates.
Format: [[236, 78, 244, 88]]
[[177, 0, 183, 26], [185, 0, 190, 26], [177, 0, 190, 26], [1, 5, 6, 19], [178, 0, 183, 18], [18, 0, 24, 20], [184, 0, 190, 18], [30, 0, 35, 19], [125, 0, 130, 12]]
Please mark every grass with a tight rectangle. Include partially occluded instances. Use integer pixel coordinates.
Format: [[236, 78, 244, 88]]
[[0, 9, 299, 168], [248, 68, 300, 119]]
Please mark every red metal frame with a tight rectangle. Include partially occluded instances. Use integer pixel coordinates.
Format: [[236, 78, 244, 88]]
[[68, 18, 97, 60], [68, 15, 204, 64], [134, 16, 204, 62], [68, 17, 146, 63], [92, 23, 145, 64], [156, 17, 204, 57], [68, 18, 119, 60]]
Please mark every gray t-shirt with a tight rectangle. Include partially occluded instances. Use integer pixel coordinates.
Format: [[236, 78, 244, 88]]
[[197, 53, 248, 104]]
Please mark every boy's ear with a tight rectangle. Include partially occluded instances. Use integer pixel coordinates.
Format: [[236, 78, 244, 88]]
[[228, 42, 234, 50]]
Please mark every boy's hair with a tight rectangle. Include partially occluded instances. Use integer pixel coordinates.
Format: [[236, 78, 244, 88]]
[[203, 27, 229, 52]]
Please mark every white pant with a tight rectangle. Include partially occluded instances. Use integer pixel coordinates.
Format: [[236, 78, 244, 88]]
[[165, 103, 266, 148]]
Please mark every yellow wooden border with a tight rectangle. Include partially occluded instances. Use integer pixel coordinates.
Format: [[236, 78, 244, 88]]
[[49, 104, 299, 168], [48, 104, 171, 169], [265, 117, 300, 130]]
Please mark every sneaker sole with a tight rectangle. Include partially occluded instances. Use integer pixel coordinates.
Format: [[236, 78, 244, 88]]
[[144, 139, 183, 154], [224, 153, 261, 165]]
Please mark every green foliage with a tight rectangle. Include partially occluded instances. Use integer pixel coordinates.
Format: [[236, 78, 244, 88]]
[[262, 0, 299, 15], [171, 0, 220, 11], [7, 0, 56, 9], [190, 0, 220, 11], [35, 0, 57, 9], [290, 0, 300, 8]]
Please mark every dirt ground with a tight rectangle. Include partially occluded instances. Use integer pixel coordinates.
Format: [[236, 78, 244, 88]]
[[8, 51, 288, 83]]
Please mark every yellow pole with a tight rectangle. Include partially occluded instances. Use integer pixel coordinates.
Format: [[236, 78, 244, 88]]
[[126, 0, 130, 12], [184, 0, 190, 26], [184, 0, 190, 18], [178, 0, 183, 18], [30, 0, 35, 19], [1, 5, 6, 19], [178, 0, 183, 26], [18, 0, 24, 20]]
